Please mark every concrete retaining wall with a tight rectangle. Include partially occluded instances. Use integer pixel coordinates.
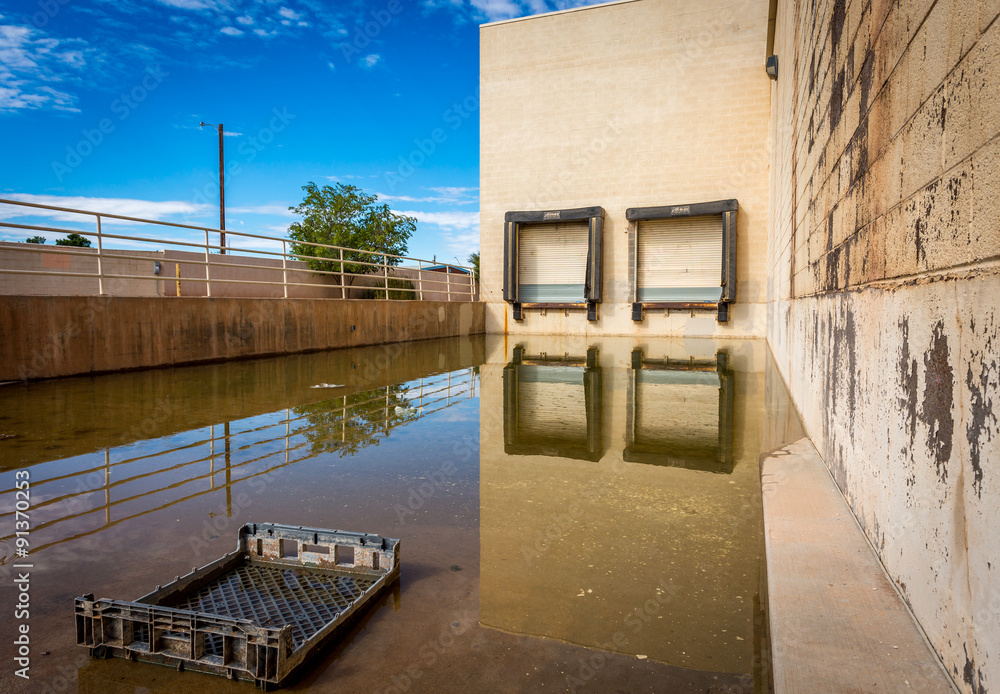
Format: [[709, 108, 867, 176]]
[[0, 296, 485, 381], [766, 0, 1000, 689]]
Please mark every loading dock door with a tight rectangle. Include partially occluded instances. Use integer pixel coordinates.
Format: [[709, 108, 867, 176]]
[[637, 216, 723, 302], [518, 221, 589, 302]]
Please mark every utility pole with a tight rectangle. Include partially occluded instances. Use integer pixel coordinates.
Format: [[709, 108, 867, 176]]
[[199, 121, 226, 254]]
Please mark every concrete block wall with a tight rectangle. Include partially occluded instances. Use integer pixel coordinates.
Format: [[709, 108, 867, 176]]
[[480, 0, 773, 338], [766, 0, 1000, 689]]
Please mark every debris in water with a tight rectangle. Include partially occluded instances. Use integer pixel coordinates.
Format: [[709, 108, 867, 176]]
[[76, 522, 400, 688]]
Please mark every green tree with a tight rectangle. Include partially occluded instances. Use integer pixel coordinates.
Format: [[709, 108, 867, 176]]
[[287, 182, 416, 279], [467, 251, 479, 282], [25, 236, 46, 244], [55, 233, 92, 247], [294, 385, 419, 457]]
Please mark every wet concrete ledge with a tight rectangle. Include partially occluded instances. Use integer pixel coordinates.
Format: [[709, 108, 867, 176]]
[[762, 437, 957, 693], [0, 295, 485, 381]]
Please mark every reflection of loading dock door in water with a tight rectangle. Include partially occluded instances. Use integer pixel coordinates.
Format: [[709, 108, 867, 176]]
[[625, 350, 734, 473], [502, 350, 602, 461]]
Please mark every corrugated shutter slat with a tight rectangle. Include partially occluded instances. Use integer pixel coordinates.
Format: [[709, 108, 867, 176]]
[[637, 216, 722, 302], [518, 222, 589, 302]]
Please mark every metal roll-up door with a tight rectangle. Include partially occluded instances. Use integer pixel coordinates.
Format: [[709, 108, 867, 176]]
[[637, 216, 723, 302], [518, 221, 589, 302], [635, 370, 720, 456], [517, 366, 587, 441]]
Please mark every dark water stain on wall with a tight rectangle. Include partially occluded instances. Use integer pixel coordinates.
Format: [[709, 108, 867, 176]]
[[920, 322, 954, 484], [963, 642, 988, 694], [965, 316, 996, 500], [898, 318, 919, 471]]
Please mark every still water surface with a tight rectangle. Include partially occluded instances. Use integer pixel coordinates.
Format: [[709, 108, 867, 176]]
[[0, 334, 802, 693]]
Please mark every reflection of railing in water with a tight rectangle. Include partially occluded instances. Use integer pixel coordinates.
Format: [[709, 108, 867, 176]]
[[0, 369, 477, 566]]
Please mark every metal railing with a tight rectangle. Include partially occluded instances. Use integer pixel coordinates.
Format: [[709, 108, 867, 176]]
[[0, 368, 478, 565], [0, 197, 476, 301]]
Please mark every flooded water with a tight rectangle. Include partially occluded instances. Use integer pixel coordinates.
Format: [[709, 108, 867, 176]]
[[0, 334, 802, 693]]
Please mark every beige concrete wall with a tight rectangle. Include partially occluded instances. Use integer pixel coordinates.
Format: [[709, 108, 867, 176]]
[[766, 0, 1000, 690], [0, 296, 484, 381], [480, 0, 772, 337]]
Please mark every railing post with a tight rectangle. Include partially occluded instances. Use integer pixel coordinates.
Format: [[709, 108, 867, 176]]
[[204, 229, 212, 297], [383, 253, 389, 300], [281, 240, 288, 298], [339, 248, 345, 299], [96, 215, 105, 295], [104, 449, 111, 525], [417, 259, 423, 300], [446, 265, 452, 301]]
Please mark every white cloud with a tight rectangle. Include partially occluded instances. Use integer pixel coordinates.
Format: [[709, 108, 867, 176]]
[[59, 50, 85, 67], [278, 7, 303, 21], [220, 26, 243, 36], [222, 130, 242, 136], [428, 186, 478, 198], [253, 28, 276, 37], [155, 0, 217, 10], [400, 210, 479, 232], [362, 53, 380, 68], [0, 24, 88, 113], [327, 61, 336, 71], [236, 15, 254, 25], [470, 0, 521, 21], [378, 193, 476, 205], [431, 0, 606, 23], [324, 173, 373, 181], [376, 187, 478, 205], [229, 204, 295, 217], [0, 194, 212, 224], [439, 231, 480, 259]]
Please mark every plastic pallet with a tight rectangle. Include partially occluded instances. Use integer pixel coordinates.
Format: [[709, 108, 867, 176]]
[[76, 522, 400, 689]]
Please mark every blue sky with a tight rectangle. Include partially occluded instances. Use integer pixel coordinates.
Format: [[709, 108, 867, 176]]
[[0, 0, 602, 264]]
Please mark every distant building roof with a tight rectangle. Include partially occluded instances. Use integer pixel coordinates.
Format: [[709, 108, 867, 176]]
[[424, 264, 471, 274]]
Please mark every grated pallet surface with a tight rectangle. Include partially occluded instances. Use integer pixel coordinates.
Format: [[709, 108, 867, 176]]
[[169, 563, 378, 650]]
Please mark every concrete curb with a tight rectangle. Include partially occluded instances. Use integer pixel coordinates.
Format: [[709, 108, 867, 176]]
[[762, 437, 957, 693]]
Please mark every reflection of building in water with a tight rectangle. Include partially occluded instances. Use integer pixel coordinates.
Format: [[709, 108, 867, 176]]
[[625, 349, 734, 473], [502, 346, 601, 461], [481, 335, 766, 680]]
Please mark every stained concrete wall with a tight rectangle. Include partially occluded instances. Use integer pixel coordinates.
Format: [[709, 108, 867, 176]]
[[480, 0, 772, 338], [766, 0, 1000, 690], [0, 296, 484, 381]]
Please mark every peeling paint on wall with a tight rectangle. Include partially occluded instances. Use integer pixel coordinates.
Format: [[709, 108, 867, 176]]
[[767, 0, 1000, 690]]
